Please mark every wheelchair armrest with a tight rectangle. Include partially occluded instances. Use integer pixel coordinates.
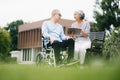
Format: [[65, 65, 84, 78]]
[[42, 36, 51, 48], [42, 36, 50, 40]]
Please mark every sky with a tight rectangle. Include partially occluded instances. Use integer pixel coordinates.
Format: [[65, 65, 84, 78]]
[[0, 0, 96, 27]]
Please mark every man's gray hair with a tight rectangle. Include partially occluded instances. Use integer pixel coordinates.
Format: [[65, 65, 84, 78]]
[[51, 9, 60, 16]]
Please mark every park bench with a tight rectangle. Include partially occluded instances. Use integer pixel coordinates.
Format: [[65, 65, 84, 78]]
[[87, 31, 106, 54], [67, 28, 106, 53]]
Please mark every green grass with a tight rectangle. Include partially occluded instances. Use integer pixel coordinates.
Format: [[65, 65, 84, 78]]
[[0, 53, 120, 80], [0, 63, 120, 80]]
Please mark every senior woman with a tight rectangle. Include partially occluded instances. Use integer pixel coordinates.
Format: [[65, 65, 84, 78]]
[[71, 10, 91, 65]]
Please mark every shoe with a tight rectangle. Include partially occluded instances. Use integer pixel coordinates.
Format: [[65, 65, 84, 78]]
[[80, 64, 84, 69]]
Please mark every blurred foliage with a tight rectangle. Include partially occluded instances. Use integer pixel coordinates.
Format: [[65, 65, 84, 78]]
[[0, 28, 11, 56], [94, 0, 120, 31], [90, 22, 100, 32], [4, 20, 25, 50], [103, 26, 120, 63], [0, 56, 17, 64]]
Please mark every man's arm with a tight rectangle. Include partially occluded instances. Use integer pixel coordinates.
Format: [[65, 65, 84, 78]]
[[60, 26, 67, 40], [42, 22, 55, 44], [60, 26, 72, 40], [42, 22, 50, 37]]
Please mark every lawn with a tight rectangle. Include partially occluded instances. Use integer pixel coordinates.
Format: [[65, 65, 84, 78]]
[[0, 62, 120, 80]]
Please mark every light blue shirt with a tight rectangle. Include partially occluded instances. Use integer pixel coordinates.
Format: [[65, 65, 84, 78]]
[[42, 20, 66, 42]]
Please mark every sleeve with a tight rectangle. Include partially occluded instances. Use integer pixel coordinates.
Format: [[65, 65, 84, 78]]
[[71, 23, 75, 28], [84, 22, 90, 34], [42, 21, 50, 37], [60, 26, 66, 40]]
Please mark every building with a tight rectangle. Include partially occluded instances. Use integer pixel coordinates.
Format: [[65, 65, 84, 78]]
[[18, 18, 74, 64], [10, 51, 21, 63]]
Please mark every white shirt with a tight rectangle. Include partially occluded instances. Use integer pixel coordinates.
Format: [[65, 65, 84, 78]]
[[71, 21, 91, 42]]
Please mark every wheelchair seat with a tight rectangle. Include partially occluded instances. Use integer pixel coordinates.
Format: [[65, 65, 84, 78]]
[[36, 36, 68, 66]]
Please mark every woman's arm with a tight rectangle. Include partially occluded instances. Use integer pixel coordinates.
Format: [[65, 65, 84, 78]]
[[80, 22, 90, 37], [80, 30, 88, 37]]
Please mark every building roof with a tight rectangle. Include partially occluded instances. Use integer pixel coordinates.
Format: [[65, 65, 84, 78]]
[[19, 18, 75, 32]]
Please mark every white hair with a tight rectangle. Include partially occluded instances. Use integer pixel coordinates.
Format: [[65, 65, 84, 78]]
[[51, 9, 60, 17], [75, 10, 85, 20]]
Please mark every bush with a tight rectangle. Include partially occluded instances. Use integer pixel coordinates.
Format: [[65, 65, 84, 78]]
[[0, 55, 17, 64], [0, 28, 11, 56], [103, 27, 120, 63]]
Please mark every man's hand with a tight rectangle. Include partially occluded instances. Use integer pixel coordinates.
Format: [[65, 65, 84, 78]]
[[66, 36, 73, 40], [49, 36, 55, 44]]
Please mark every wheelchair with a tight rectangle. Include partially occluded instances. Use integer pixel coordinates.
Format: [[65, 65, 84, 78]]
[[36, 36, 68, 67]]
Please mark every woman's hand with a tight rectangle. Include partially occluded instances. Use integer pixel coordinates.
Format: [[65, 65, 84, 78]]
[[80, 30, 88, 37]]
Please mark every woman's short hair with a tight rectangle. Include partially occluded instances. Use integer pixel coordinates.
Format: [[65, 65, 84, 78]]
[[75, 10, 85, 20]]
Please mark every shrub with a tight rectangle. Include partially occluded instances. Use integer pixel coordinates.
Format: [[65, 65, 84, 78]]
[[0, 55, 17, 64], [103, 26, 120, 63], [0, 28, 11, 56]]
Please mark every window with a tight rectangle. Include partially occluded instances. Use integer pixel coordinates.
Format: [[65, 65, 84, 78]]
[[22, 48, 32, 61]]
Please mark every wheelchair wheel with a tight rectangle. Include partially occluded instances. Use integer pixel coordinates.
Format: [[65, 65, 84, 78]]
[[36, 52, 44, 66], [49, 49, 56, 67]]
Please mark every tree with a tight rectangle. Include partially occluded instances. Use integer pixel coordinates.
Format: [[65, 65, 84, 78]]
[[0, 28, 11, 56], [94, 0, 120, 31], [4, 20, 25, 50], [90, 22, 99, 32]]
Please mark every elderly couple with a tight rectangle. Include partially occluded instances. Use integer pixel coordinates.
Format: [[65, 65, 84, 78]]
[[42, 9, 91, 65]]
